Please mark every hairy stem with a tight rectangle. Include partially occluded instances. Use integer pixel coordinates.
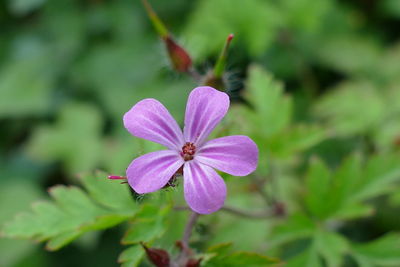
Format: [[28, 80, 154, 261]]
[[172, 211, 200, 266], [182, 211, 200, 249]]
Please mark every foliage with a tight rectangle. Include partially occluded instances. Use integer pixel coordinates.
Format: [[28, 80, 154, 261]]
[[1, 0, 400, 266]]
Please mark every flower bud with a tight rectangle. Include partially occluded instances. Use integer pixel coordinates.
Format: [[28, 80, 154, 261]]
[[202, 34, 234, 91], [164, 36, 192, 73], [186, 258, 202, 267], [141, 0, 192, 72], [141, 242, 170, 267]]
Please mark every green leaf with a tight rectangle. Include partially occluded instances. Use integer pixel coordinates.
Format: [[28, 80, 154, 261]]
[[230, 65, 324, 160], [184, 0, 280, 58], [285, 246, 323, 267], [122, 204, 170, 245], [315, 35, 382, 75], [79, 171, 136, 212], [0, 41, 55, 118], [267, 124, 326, 158], [118, 245, 143, 267], [314, 230, 349, 267], [304, 158, 333, 219], [119, 203, 171, 267], [26, 102, 103, 174], [0, 180, 43, 266], [351, 233, 400, 266], [269, 213, 315, 247], [303, 153, 400, 221], [277, 0, 332, 34], [351, 153, 400, 202], [204, 243, 279, 267], [1, 172, 136, 250], [244, 65, 292, 138], [314, 80, 385, 136], [207, 243, 234, 255]]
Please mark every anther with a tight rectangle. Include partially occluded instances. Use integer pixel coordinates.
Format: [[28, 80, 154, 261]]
[[181, 142, 196, 161]]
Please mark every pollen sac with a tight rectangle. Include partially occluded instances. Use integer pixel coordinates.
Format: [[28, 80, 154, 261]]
[[181, 142, 196, 161]]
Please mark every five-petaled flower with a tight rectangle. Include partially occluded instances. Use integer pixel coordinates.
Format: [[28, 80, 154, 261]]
[[123, 86, 258, 214]]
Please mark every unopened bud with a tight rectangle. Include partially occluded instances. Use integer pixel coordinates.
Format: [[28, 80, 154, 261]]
[[202, 34, 235, 91], [164, 36, 192, 72], [141, 242, 170, 267], [141, 0, 192, 72], [186, 258, 202, 267], [213, 34, 234, 79]]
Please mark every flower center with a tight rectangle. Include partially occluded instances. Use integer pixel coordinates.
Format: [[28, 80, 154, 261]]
[[181, 142, 196, 161]]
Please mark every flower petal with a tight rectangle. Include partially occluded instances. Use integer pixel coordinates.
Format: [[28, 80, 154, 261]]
[[127, 150, 184, 194], [196, 135, 258, 176], [124, 99, 184, 150], [183, 160, 227, 214], [183, 86, 229, 146]]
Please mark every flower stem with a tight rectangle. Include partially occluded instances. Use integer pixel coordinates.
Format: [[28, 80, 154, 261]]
[[141, 0, 169, 38], [182, 211, 199, 251], [174, 211, 200, 266]]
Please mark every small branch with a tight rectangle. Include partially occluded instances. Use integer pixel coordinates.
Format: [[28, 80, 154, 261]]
[[174, 205, 273, 219], [182, 211, 200, 249], [252, 175, 274, 205], [173, 211, 200, 266]]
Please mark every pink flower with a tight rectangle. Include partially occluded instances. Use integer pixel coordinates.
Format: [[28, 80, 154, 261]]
[[123, 86, 258, 214]]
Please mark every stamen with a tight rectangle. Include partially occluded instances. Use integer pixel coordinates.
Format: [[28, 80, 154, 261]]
[[181, 142, 196, 161]]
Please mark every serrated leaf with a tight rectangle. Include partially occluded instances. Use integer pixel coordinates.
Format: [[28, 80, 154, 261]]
[[120, 203, 171, 266], [80, 171, 136, 212], [352, 154, 400, 201], [1, 172, 136, 250], [315, 35, 382, 75], [305, 158, 333, 219], [314, 230, 349, 267], [267, 124, 326, 158], [230, 65, 323, 160], [122, 204, 170, 245], [207, 243, 233, 254], [277, 0, 331, 34], [351, 233, 400, 266], [286, 246, 323, 267], [0, 42, 55, 118], [269, 213, 315, 247], [314, 80, 385, 136], [215, 252, 279, 267], [204, 246, 279, 267], [118, 245, 143, 267], [244, 65, 292, 137], [0, 180, 43, 266], [303, 153, 400, 221], [26, 102, 103, 174]]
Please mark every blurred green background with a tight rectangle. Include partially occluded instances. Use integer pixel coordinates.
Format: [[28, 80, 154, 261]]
[[1, 0, 400, 266]]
